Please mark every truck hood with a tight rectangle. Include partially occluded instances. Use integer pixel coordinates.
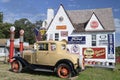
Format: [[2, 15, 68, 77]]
[[23, 50, 35, 54]]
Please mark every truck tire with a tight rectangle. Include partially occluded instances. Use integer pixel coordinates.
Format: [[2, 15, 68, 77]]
[[11, 60, 22, 73], [56, 63, 72, 78]]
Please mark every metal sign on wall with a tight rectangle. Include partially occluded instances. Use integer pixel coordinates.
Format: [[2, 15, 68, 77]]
[[108, 34, 114, 59], [71, 44, 80, 54], [83, 48, 106, 59], [68, 36, 86, 44], [61, 31, 68, 37], [98, 34, 108, 45]]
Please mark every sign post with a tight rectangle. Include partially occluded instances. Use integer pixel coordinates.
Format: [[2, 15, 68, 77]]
[[9, 26, 15, 63]]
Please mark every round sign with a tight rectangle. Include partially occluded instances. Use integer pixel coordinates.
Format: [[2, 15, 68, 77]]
[[84, 48, 94, 58], [20, 29, 24, 35], [10, 26, 15, 32], [90, 21, 98, 29], [71, 44, 79, 54], [40, 29, 45, 35]]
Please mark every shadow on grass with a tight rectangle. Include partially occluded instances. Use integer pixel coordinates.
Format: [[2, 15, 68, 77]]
[[9, 68, 58, 78]]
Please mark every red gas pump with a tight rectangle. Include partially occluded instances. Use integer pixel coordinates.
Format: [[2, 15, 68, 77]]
[[19, 29, 24, 54], [9, 26, 15, 63]]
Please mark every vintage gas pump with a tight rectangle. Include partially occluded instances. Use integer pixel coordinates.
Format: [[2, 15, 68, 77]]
[[19, 29, 24, 54], [9, 26, 15, 63]]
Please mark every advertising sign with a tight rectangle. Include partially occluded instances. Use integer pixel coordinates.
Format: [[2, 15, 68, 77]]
[[56, 25, 66, 30], [90, 20, 99, 29], [108, 34, 114, 59], [83, 48, 106, 59], [71, 44, 79, 54], [61, 31, 68, 37], [68, 36, 86, 44], [98, 34, 108, 45]]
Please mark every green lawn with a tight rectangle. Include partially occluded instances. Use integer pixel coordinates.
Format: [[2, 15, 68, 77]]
[[0, 62, 120, 80], [77, 66, 120, 80]]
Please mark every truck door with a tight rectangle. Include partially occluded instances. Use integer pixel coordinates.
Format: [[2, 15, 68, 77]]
[[37, 43, 50, 65]]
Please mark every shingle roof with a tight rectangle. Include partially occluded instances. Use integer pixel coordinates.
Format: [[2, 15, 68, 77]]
[[66, 8, 115, 32]]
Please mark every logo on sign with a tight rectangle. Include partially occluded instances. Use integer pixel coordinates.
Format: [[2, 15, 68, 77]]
[[71, 45, 79, 54], [90, 21, 99, 29], [83, 48, 106, 59], [68, 36, 86, 44], [108, 34, 114, 59], [84, 48, 94, 58]]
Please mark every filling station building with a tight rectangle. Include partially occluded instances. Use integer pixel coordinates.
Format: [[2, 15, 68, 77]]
[[42, 4, 115, 68]]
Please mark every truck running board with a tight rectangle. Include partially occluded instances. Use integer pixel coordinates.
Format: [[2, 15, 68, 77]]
[[34, 68, 54, 72]]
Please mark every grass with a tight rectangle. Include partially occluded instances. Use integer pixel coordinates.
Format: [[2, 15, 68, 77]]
[[0, 62, 63, 80], [77, 67, 120, 80], [0, 62, 120, 80]]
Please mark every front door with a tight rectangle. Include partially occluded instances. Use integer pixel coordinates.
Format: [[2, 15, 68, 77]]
[[37, 43, 50, 65]]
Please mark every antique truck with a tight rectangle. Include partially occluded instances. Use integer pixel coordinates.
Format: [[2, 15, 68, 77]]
[[11, 41, 81, 78]]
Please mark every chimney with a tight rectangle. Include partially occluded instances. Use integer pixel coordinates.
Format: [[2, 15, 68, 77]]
[[42, 8, 54, 29], [47, 8, 54, 26]]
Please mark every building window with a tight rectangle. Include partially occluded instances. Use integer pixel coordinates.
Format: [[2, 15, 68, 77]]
[[55, 33, 59, 41], [59, 16, 64, 22], [92, 35, 96, 46]]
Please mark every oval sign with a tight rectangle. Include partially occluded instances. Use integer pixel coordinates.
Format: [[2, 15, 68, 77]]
[[90, 21, 99, 29]]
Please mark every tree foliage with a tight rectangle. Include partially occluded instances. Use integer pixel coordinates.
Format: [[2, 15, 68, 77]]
[[14, 18, 36, 44], [0, 16, 43, 44], [0, 22, 13, 38], [0, 12, 3, 23], [116, 46, 120, 57], [14, 18, 43, 44]]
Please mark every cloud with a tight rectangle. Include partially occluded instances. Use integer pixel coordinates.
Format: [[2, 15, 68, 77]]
[[114, 8, 120, 12], [3, 12, 46, 23], [114, 18, 120, 33], [1, 0, 11, 3]]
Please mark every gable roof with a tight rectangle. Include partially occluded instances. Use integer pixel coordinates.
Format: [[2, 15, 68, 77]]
[[66, 8, 115, 32], [85, 12, 105, 31], [46, 4, 74, 31]]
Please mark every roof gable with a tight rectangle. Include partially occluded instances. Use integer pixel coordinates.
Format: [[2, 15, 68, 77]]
[[85, 13, 104, 31], [67, 8, 115, 32], [46, 4, 74, 33]]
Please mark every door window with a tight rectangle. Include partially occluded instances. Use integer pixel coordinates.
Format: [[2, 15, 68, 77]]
[[50, 43, 56, 51]]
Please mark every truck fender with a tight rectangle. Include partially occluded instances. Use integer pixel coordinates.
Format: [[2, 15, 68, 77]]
[[12, 56, 30, 67], [54, 59, 75, 75]]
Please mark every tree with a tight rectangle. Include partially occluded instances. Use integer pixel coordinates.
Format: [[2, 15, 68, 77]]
[[14, 18, 35, 44], [0, 12, 3, 23], [14, 19, 43, 44], [116, 46, 120, 57], [35, 20, 43, 29], [0, 22, 13, 38]]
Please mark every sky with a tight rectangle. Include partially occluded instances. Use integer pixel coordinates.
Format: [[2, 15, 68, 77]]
[[0, 0, 120, 46]]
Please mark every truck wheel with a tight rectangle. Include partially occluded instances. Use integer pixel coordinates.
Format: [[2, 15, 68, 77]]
[[56, 64, 72, 78], [11, 60, 22, 73]]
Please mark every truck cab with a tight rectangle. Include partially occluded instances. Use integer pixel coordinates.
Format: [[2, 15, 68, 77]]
[[11, 41, 81, 78]]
